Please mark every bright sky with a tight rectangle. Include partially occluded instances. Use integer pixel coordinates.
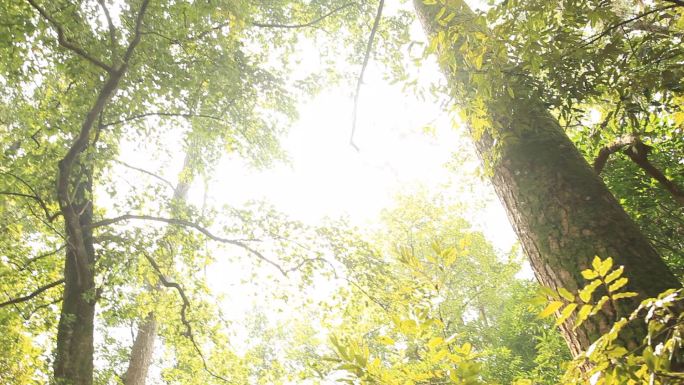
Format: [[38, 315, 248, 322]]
[[110, 3, 524, 380]]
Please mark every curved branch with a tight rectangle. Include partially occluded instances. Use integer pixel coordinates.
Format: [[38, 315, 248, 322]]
[[593, 134, 638, 174], [25, 0, 113, 72], [101, 111, 224, 128], [0, 279, 65, 308], [350, 0, 385, 151], [113, 159, 175, 190], [142, 252, 232, 383], [625, 141, 684, 206], [91, 214, 287, 275], [251, 3, 354, 29], [0, 171, 59, 221], [578, 5, 676, 50]]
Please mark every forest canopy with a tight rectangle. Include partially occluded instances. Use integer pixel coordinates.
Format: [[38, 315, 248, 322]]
[[0, 0, 683, 385]]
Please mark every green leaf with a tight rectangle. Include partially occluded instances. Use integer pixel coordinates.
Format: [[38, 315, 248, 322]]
[[603, 266, 624, 284], [539, 301, 563, 318], [579, 279, 601, 303], [427, 337, 443, 350], [573, 304, 593, 329], [608, 277, 628, 293], [558, 287, 575, 302], [598, 257, 613, 277], [555, 303, 577, 326], [581, 269, 598, 280], [612, 292, 638, 300]]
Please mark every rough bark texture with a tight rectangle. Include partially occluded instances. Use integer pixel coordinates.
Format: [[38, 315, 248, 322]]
[[413, 0, 682, 357], [54, 168, 96, 385]]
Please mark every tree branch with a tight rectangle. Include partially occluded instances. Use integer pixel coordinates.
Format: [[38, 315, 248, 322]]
[[122, 0, 149, 63], [350, 0, 385, 151], [90, 214, 287, 275], [0, 279, 65, 308], [625, 140, 684, 206], [593, 134, 638, 174], [97, 0, 118, 57], [251, 3, 354, 29], [0, 171, 59, 221], [594, 135, 684, 206], [112, 159, 175, 190], [25, 0, 114, 72], [142, 252, 232, 383], [578, 5, 676, 50], [101, 111, 224, 128]]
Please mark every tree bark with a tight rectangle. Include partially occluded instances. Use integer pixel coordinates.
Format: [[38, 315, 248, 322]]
[[123, 313, 157, 385], [122, 155, 192, 385], [413, 0, 681, 357], [54, 163, 96, 385]]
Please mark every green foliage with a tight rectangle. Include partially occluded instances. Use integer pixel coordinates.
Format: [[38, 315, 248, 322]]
[[539, 257, 684, 385], [323, 193, 569, 385]]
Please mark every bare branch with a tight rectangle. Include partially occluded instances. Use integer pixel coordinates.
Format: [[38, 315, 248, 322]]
[[593, 134, 638, 174], [142, 252, 232, 383], [91, 214, 287, 275], [25, 0, 114, 72], [112, 159, 175, 190], [577, 5, 676, 50], [350, 0, 385, 151], [0, 279, 65, 308], [251, 3, 354, 29], [625, 140, 684, 206], [0, 171, 59, 221], [101, 111, 224, 128], [594, 135, 684, 206]]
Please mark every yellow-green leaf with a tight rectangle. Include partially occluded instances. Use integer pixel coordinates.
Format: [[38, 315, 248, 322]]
[[604, 266, 624, 284], [581, 269, 598, 280], [539, 301, 563, 318], [608, 277, 628, 293], [598, 257, 613, 277], [591, 256, 602, 271], [555, 303, 578, 326], [558, 287, 575, 302], [573, 304, 593, 329], [427, 337, 443, 350], [579, 279, 601, 303], [612, 292, 638, 300]]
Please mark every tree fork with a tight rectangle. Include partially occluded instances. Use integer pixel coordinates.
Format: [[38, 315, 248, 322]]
[[412, 0, 681, 357]]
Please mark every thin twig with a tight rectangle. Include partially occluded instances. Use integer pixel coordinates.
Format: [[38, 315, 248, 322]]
[[101, 111, 224, 128], [91, 214, 288, 275], [251, 3, 354, 29], [576, 5, 676, 50], [350, 0, 385, 151], [113, 159, 175, 190]]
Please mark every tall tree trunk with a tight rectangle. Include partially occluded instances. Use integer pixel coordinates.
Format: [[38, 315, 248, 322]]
[[123, 313, 157, 385], [123, 155, 192, 385], [412, 0, 681, 357], [54, 163, 96, 385]]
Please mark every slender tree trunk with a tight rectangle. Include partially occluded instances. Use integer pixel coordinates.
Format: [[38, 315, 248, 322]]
[[54, 164, 96, 385], [122, 155, 192, 385], [123, 313, 157, 385], [413, 0, 681, 357]]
